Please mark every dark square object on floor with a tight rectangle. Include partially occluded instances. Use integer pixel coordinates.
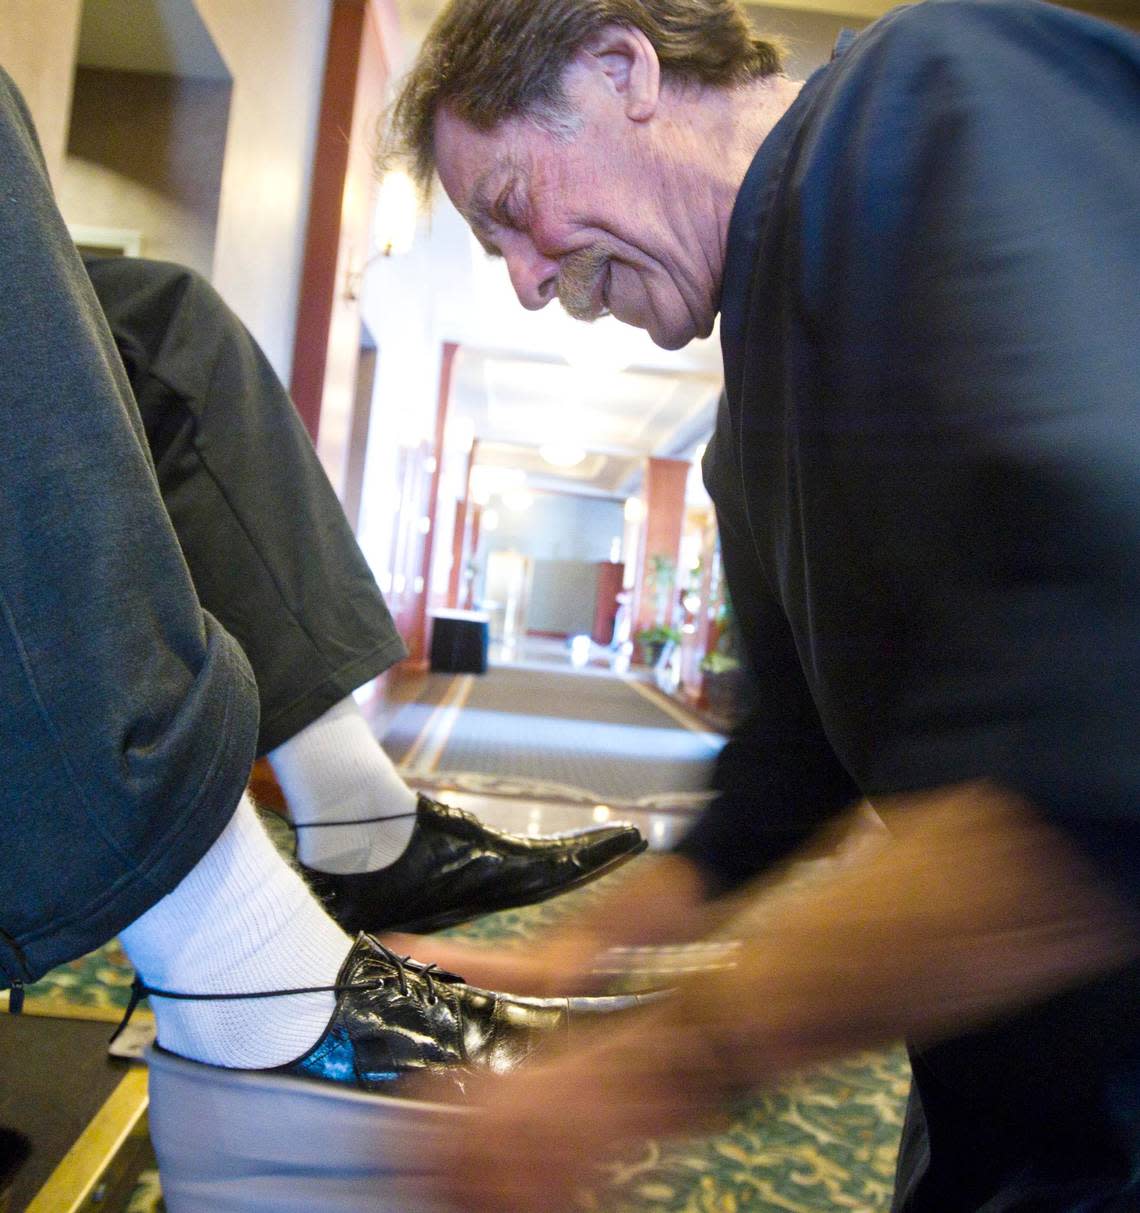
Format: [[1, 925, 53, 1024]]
[[429, 611, 489, 674]]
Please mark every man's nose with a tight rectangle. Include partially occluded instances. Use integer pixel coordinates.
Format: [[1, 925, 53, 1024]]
[[505, 245, 558, 311]]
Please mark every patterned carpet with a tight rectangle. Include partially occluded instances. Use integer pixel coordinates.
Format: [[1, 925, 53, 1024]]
[[17, 834, 910, 1212]]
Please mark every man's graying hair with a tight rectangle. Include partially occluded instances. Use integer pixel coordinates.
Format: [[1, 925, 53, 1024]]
[[386, 0, 784, 193]]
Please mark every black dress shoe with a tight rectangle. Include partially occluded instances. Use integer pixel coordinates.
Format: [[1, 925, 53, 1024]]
[[300, 794, 647, 933], [276, 934, 652, 1094]]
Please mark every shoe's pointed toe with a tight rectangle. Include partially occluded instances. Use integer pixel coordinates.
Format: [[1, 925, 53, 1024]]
[[575, 823, 645, 871]]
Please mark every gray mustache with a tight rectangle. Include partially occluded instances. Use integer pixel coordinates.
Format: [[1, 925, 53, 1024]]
[[558, 247, 609, 320]]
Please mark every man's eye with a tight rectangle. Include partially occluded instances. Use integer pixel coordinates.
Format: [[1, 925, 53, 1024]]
[[494, 187, 523, 231]]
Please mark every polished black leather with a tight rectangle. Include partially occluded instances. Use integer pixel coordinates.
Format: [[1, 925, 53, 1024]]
[[301, 794, 646, 933], [277, 934, 652, 1094]]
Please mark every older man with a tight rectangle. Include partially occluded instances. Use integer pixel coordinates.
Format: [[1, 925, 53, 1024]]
[[388, 0, 1140, 1208]]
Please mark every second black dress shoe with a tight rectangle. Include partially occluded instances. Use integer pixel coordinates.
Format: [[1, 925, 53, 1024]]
[[276, 934, 651, 1093], [300, 794, 647, 933]]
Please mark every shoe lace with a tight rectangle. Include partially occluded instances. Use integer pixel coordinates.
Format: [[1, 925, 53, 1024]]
[[389, 953, 441, 1005], [366, 937, 451, 1006]]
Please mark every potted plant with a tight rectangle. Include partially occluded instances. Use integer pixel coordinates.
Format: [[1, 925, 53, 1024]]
[[636, 623, 681, 666]]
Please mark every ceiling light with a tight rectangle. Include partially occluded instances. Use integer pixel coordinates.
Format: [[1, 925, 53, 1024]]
[[503, 488, 534, 512], [539, 442, 587, 468]]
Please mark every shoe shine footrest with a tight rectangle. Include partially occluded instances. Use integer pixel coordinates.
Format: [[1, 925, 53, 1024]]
[[146, 1045, 466, 1213]]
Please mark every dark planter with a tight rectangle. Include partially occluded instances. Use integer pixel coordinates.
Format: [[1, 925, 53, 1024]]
[[642, 641, 667, 666]]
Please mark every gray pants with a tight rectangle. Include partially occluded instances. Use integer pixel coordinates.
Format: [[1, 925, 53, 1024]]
[[86, 256, 406, 757], [0, 70, 401, 989]]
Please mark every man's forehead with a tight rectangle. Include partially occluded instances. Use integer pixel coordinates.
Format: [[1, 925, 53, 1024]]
[[436, 111, 504, 198]]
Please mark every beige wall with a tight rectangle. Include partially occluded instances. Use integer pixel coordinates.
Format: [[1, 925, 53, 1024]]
[[0, 0, 331, 381], [748, 4, 869, 77], [195, 0, 332, 380], [0, 0, 83, 187], [60, 67, 229, 277]]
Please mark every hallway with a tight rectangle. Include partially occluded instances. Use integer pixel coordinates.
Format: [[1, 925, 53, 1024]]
[[371, 638, 723, 856]]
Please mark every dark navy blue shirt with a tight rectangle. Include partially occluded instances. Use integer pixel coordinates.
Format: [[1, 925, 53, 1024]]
[[677, 2, 1140, 1204]]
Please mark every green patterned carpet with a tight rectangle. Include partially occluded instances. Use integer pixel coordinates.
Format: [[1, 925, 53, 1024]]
[[19, 838, 909, 1212]]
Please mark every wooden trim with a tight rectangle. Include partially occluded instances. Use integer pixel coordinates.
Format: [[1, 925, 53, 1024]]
[[288, 1, 366, 440], [25, 1068, 148, 1213], [447, 437, 477, 608]]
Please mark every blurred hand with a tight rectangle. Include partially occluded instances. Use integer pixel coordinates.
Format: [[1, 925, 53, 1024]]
[[377, 928, 604, 996], [427, 1007, 726, 1213]]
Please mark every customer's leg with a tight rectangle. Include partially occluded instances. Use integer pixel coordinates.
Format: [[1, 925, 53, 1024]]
[[85, 256, 647, 932], [0, 89, 636, 1115], [0, 72, 256, 989], [82, 255, 406, 755], [0, 72, 363, 1073], [84, 256, 423, 868]]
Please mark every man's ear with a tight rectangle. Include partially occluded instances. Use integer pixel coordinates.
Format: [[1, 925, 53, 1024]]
[[572, 24, 660, 121]]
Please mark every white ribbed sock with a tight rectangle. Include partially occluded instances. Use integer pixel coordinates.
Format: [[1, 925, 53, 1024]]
[[119, 795, 351, 1069], [268, 696, 418, 874]]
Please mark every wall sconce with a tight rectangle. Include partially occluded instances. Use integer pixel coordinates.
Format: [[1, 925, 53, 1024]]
[[372, 169, 418, 257], [345, 169, 419, 298]]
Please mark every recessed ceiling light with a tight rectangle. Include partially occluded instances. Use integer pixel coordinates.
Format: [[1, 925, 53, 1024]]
[[539, 442, 587, 468]]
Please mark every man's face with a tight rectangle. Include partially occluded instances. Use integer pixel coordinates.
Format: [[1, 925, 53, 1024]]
[[434, 103, 718, 350]]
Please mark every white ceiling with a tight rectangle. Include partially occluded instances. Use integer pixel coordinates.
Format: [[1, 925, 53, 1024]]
[[454, 348, 722, 496]]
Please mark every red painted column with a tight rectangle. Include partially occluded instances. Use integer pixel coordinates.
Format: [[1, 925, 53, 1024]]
[[289, 1, 366, 441], [633, 457, 689, 647]]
